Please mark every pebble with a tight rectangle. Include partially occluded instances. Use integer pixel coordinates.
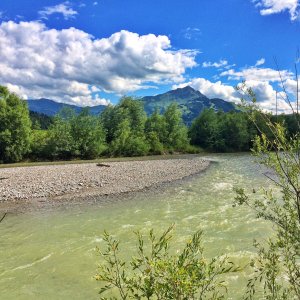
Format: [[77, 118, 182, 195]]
[[0, 157, 210, 202]]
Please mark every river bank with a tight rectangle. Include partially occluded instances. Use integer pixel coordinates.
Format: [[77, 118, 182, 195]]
[[0, 156, 210, 212]]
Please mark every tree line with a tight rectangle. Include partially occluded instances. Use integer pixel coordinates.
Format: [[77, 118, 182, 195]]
[[0, 87, 191, 163], [0, 85, 298, 163]]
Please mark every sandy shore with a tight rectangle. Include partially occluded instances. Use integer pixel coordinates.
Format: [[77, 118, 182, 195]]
[[0, 156, 210, 212]]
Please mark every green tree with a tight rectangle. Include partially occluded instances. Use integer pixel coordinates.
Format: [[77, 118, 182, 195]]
[[189, 109, 224, 151], [29, 111, 53, 130], [0, 86, 31, 163], [46, 107, 74, 159], [164, 103, 189, 151], [29, 129, 50, 159], [70, 108, 106, 159], [101, 97, 149, 157], [220, 112, 250, 152], [47, 107, 106, 159], [110, 118, 149, 157], [145, 109, 167, 154], [101, 104, 126, 144]]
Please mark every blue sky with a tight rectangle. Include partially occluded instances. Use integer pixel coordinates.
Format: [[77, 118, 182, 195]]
[[0, 0, 299, 112]]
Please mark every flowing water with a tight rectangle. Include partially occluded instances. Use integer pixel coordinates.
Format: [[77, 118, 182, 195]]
[[0, 154, 274, 299]]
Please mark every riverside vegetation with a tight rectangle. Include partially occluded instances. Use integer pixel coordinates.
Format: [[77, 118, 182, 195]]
[[0, 85, 298, 163]]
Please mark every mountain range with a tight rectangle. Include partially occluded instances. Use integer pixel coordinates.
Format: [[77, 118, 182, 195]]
[[26, 98, 106, 116], [26, 86, 237, 125]]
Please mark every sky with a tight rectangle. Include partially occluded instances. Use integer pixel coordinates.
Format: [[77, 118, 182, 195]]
[[0, 0, 299, 112]]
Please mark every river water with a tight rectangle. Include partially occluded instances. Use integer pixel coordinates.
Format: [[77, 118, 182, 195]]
[[0, 154, 274, 299]]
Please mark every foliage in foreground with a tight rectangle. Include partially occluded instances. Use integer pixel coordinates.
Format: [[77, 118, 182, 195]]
[[95, 226, 237, 299], [234, 84, 300, 299]]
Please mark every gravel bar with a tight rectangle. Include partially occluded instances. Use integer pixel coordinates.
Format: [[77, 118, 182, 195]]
[[0, 157, 210, 210]]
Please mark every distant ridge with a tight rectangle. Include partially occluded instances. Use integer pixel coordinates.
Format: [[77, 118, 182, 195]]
[[26, 98, 106, 116], [26, 86, 237, 125], [140, 86, 237, 125]]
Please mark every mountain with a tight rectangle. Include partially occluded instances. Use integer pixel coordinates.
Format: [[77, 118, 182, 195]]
[[140, 86, 237, 125], [26, 87, 237, 125], [26, 98, 106, 116]]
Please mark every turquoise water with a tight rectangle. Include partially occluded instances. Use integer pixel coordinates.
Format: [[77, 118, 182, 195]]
[[0, 154, 273, 299]]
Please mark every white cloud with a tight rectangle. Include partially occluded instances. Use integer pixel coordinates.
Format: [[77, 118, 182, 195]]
[[202, 60, 228, 68], [39, 2, 78, 20], [238, 80, 293, 113], [253, 0, 299, 20], [255, 58, 265, 67], [93, 1, 98, 5], [221, 66, 292, 82], [173, 78, 240, 102], [0, 21, 197, 106], [219, 63, 296, 113], [173, 77, 294, 114]]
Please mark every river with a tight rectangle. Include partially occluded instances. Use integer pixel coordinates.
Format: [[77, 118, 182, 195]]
[[0, 154, 274, 299]]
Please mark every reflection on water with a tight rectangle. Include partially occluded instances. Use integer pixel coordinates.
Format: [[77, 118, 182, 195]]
[[0, 154, 273, 299]]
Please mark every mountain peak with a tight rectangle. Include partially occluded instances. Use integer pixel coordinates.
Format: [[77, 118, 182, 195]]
[[172, 85, 197, 93], [141, 86, 237, 125], [176, 85, 195, 91], [170, 85, 206, 99]]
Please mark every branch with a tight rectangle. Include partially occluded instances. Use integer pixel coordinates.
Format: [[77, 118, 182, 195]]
[[0, 213, 7, 223]]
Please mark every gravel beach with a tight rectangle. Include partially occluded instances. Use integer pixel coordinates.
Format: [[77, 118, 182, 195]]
[[0, 157, 210, 211]]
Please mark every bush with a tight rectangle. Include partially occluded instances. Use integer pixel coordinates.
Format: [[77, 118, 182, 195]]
[[96, 226, 238, 299], [234, 84, 300, 299]]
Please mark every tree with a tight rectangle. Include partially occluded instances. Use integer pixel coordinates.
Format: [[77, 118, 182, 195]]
[[46, 107, 106, 160], [29, 111, 53, 130], [46, 108, 74, 159], [145, 109, 167, 154], [101, 97, 149, 157], [164, 103, 189, 151], [220, 112, 250, 152], [189, 109, 224, 151], [70, 108, 106, 159], [234, 84, 300, 299], [29, 129, 50, 160], [0, 86, 31, 163]]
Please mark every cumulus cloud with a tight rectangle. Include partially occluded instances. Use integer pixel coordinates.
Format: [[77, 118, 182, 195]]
[[238, 80, 293, 113], [173, 78, 240, 102], [0, 21, 197, 106], [39, 2, 78, 20], [221, 66, 292, 82], [218, 63, 296, 112], [202, 60, 228, 68], [173, 77, 294, 113], [253, 0, 299, 20]]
